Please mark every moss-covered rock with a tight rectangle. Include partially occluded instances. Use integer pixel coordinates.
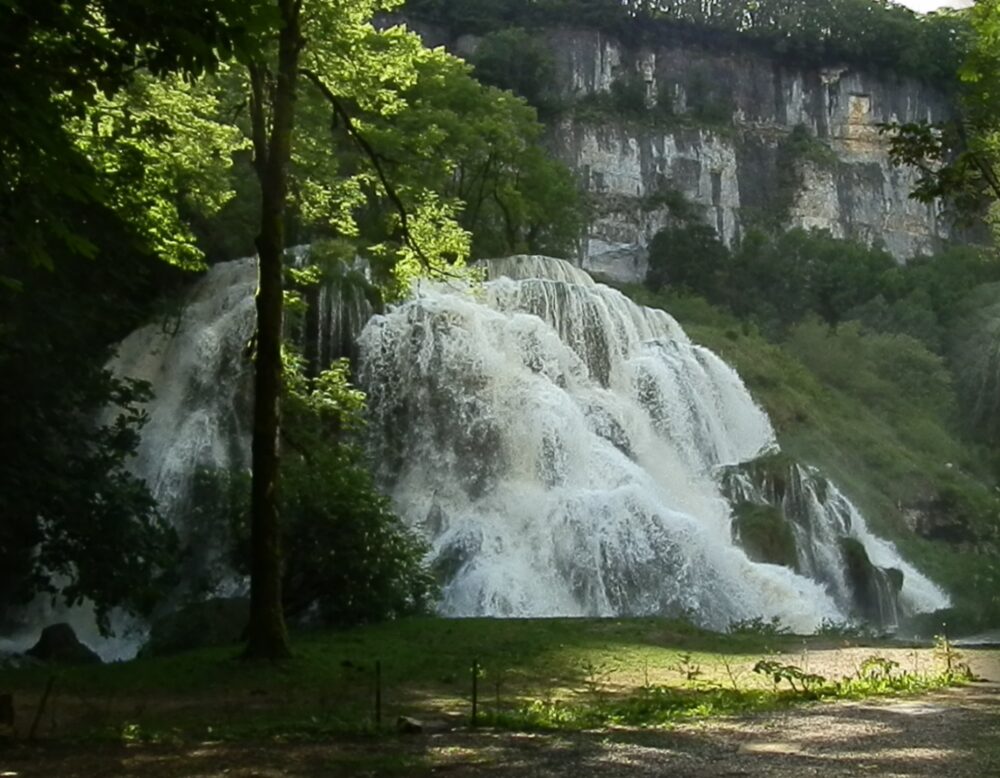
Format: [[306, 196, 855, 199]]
[[839, 538, 902, 625], [721, 451, 798, 503], [731, 502, 798, 569]]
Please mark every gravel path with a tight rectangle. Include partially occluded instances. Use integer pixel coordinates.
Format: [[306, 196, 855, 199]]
[[2, 651, 998, 777]]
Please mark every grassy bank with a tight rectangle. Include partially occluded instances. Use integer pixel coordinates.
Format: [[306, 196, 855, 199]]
[[0, 618, 987, 744]]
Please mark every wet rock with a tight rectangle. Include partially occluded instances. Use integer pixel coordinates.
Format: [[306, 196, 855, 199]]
[[26, 623, 102, 665], [731, 502, 798, 569]]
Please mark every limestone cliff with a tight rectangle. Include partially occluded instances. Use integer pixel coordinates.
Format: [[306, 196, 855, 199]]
[[410, 20, 961, 283], [543, 28, 955, 281]]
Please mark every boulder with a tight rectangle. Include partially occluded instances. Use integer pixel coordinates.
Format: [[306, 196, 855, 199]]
[[731, 502, 799, 569], [25, 623, 102, 665]]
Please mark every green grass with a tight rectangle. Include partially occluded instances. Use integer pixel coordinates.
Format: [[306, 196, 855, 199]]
[[0, 618, 984, 744]]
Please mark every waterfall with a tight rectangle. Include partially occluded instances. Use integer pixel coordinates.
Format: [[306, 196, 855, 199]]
[[722, 459, 949, 630], [17, 252, 946, 653], [358, 255, 949, 631]]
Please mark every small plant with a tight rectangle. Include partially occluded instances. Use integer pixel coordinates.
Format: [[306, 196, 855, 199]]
[[669, 652, 703, 685], [857, 655, 899, 682], [580, 659, 611, 698], [752, 660, 826, 693], [933, 633, 974, 681], [719, 656, 746, 691], [728, 616, 790, 636], [814, 618, 864, 637]]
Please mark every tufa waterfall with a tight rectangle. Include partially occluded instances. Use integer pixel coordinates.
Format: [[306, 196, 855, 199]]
[[98, 253, 949, 642]]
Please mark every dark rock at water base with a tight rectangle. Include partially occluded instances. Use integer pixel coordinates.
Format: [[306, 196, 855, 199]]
[[26, 623, 102, 665], [731, 501, 799, 570], [839, 538, 902, 626], [142, 597, 249, 657]]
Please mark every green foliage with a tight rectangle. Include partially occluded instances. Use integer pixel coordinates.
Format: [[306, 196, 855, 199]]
[[345, 52, 582, 263], [406, 0, 970, 87], [614, 278, 1000, 618], [0, 0, 269, 274], [471, 28, 559, 114], [0, 242, 181, 630], [949, 282, 1000, 444], [730, 229, 896, 332], [610, 73, 649, 116], [883, 1, 1000, 235], [493, 652, 962, 731], [0, 0, 585, 626], [933, 632, 975, 680], [1, 617, 987, 741], [234, 14, 583, 282], [645, 225, 901, 335], [784, 320, 955, 424], [225, 357, 436, 626], [66, 70, 250, 269], [752, 659, 824, 691], [783, 124, 839, 169], [684, 67, 733, 125], [645, 222, 731, 294], [728, 616, 791, 637], [0, 0, 269, 623]]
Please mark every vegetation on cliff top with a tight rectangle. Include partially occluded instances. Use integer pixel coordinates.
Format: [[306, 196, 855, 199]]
[[407, 0, 970, 88]]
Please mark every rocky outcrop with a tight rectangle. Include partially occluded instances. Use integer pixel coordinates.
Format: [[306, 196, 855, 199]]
[[543, 28, 956, 281], [721, 454, 910, 629], [403, 19, 965, 282], [25, 623, 102, 665]]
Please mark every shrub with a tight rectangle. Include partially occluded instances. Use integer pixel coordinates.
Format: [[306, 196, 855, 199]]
[[227, 359, 437, 626]]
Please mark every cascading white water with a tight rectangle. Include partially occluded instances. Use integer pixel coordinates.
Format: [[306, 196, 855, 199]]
[[34, 252, 947, 652], [358, 255, 948, 631], [724, 463, 950, 629], [111, 259, 257, 525]]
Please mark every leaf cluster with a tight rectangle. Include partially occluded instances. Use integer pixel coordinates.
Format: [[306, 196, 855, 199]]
[[222, 357, 437, 627]]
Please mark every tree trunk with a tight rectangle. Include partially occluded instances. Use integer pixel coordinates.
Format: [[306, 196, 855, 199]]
[[244, 0, 301, 661]]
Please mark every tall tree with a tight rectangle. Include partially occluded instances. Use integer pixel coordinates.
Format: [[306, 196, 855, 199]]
[[237, 0, 475, 658], [243, 0, 302, 660]]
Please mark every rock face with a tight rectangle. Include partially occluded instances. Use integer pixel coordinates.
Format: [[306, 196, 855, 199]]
[[25, 623, 102, 665], [407, 20, 966, 282], [545, 28, 957, 281]]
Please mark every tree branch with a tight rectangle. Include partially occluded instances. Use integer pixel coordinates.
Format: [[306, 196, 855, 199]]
[[300, 67, 432, 269]]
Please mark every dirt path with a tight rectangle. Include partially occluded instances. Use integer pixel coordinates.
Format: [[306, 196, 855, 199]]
[[1, 682, 998, 777], [2, 649, 999, 777]]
